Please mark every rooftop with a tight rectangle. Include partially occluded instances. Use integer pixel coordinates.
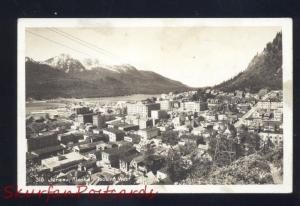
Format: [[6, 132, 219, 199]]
[[103, 128, 125, 135], [31, 145, 64, 156], [140, 127, 159, 132], [42, 152, 85, 169]]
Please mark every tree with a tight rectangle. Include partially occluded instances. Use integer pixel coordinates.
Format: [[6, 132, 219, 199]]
[[144, 155, 165, 173], [179, 141, 197, 156], [161, 131, 180, 146], [166, 150, 190, 182], [188, 158, 213, 180]]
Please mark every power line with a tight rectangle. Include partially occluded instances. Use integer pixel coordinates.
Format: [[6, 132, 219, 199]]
[[48, 28, 113, 58], [49, 28, 124, 63], [27, 30, 93, 58], [54, 28, 119, 58]]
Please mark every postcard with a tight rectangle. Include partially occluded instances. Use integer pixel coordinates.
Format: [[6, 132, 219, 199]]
[[17, 18, 293, 193]]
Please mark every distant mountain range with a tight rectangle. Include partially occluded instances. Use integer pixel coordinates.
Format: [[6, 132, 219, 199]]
[[214, 32, 282, 92], [25, 55, 189, 99]]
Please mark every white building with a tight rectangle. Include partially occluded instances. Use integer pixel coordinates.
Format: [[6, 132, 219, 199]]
[[126, 102, 160, 118], [138, 127, 160, 139], [160, 100, 173, 111], [183, 101, 207, 112], [257, 101, 283, 110]]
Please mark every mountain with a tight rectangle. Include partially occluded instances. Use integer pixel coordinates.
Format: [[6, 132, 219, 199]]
[[25, 55, 189, 99], [43, 54, 86, 73], [215, 32, 282, 92]]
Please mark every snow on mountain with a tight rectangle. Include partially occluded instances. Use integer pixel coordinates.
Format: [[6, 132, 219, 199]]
[[42, 54, 86, 73]]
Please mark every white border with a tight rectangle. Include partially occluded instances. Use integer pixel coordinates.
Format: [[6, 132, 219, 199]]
[[18, 18, 293, 193]]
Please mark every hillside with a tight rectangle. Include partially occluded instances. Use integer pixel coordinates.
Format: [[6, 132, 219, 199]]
[[215, 32, 282, 92], [25, 55, 189, 99], [181, 154, 274, 185]]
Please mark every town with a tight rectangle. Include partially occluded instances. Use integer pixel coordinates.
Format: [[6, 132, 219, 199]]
[[26, 88, 283, 185]]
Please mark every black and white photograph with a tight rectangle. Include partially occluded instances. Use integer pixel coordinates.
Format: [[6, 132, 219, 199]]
[[17, 18, 293, 193]]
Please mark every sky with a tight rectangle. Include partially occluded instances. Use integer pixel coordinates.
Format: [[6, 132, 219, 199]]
[[25, 26, 281, 87]]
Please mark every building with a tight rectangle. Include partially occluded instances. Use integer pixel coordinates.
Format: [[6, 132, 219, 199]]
[[72, 142, 100, 153], [78, 159, 97, 172], [119, 150, 141, 173], [126, 102, 160, 118], [156, 166, 168, 180], [207, 98, 221, 110], [257, 100, 283, 110], [138, 127, 160, 139], [76, 113, 93, 125], [27, 132, 59, 152], [273, 109, 283, 121], [192, 126, 206, 136], [124, 134, 141, 144], [235, 90, 244, 98], [160, 100, 174, 111], [101, 145, 136, 168], [103, 128, 125, 142], [259, 131, 283, 147], [58, 131, 84, 145], [172, 117, 182, 128], [151, 110, 168, 120], [74, 107, 91, 115], [41, 152, 86, 172], [183, 101, 207, 113], [117, 123, 139, 132], [86, 149, 102, 160], [92, 114, 106, 129], [125, 115, 152, 129], [30, 145, 65, 159], [130, 155, 147, 173]]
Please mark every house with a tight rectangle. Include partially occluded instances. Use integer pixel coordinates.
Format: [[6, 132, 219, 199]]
[[172, 117, 181, 127], [119, 150, 141, 173], [235, 90, 244, 98], [103, 128, 125, 142], [138, 127, 160, 139], [101, 145, 137, 168], [192, 126, 205, 136], [252, 110, 263, 119], [130, 155, 147, 173], [156, 166, 168, 180]]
